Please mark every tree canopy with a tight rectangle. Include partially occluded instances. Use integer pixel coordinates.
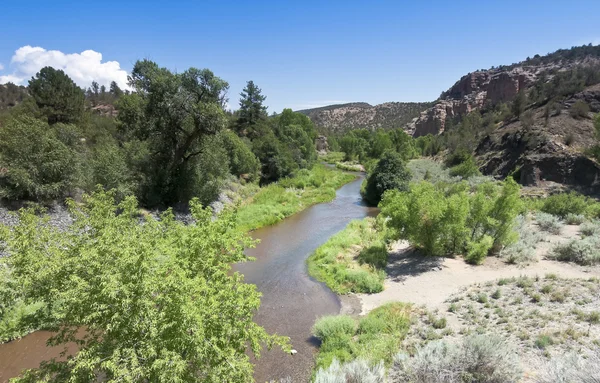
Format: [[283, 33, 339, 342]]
[[28, 66, 85, 124], [2, 190, 288, 382]]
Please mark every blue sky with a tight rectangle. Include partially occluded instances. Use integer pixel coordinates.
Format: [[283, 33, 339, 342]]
[[1, 0, 599, 112]]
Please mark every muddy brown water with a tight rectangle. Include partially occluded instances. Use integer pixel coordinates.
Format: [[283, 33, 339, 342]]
[[0, 174, 376, 382]]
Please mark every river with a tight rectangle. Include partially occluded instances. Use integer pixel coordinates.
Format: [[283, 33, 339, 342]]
[[0, 173, 375, 383]]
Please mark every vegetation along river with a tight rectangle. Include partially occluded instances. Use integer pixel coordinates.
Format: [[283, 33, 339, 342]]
[[233, 173, 377, 382], [0, 173, 376, 382]]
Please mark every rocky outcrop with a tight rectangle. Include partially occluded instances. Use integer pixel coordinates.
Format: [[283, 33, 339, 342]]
[[297, 102, 432, 132], [410, 57, 600, 137], [315, 135, 329, 153]]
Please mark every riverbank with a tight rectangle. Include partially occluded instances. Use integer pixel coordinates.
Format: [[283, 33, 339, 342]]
[[310, 211, 600, 381], [235, 164, 355, 232]]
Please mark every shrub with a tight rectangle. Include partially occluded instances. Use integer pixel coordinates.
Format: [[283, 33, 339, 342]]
[[390, 335, 522, 383], [569, 100, 590, 119], [381, 179, 521, 260], [535, 212, 564, 234], [534, 350, 600, 383], [314, 359, 385, 383], [313, 315, 357, 342], [549, 236, 600, 265], [0, 116, 79, 201], [565, 213, 586, 225], [314, 303, 411, 372], [466, 235, 494, 264], [580, 220, 600, 237], [500, 215, 543, 264], [363, 151, 411, 206], [449, 155, 481, 178], [541, 192, 589, 218]]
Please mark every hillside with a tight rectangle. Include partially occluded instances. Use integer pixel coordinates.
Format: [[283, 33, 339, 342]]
[[296, 101, 432, 132], [407, 44, 600, 191]]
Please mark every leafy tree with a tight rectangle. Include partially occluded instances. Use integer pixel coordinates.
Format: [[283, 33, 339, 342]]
[[512, 90, 526, 118], [109, 81, 123, 98], [252, 132, 297, 182], [220, 130, 260, 181], [381, 179, 521, 262], [236, 80, 268, 137], [28, 67, 85, 124], [363, 151, 411, 205], [368, 130, 393, 158], [91, 81, 99, 96], [118, 60, 229, 206], [2, 190, 288, 382], [0, 116, 78, 200]]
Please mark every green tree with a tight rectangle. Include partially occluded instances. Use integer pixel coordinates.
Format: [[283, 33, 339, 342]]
[[109, 81, 123, 98], [0, 116, 78, 200], [363, 151, 411, 205], [512, 90, 526, 118], [28, 67, 85, 124], [236, 80, 268, 137], [220, 130, 260, 181], [118, 60, 229, 206], [2, 190, 288, 382]]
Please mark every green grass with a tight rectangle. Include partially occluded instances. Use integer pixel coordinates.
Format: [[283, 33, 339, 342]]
[[335, 162, 363, 172], [312, 302, 411, 372], [235, 164, 355, 232], [319, 151, 346, 164], [307, 217, 387, 294]]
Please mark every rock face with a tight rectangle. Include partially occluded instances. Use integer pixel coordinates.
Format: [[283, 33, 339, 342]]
[[475, 86, 600, 191], [315, 135, 329, 153], [297, 102, 432, 132], [409, 58, 600, 137]]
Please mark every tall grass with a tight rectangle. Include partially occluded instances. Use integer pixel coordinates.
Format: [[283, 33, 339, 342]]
[[235, 165, 355, 232], [307, 218, 387, 294], [312, 303, 411, 373], [319, 152, 346, 164]]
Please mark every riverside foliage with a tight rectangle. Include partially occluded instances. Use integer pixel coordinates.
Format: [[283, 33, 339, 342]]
[[0, 190, 288, 382], [381, 179, 522, 263]]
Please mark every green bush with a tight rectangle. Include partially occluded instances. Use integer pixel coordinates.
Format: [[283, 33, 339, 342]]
[[569, 100, 590, 119], [313, 315, 356, 341], [314, 303, 411, 372], [381, 179, 522, 261], [363, 151, 412, 206], [448, 155, 481, 178], [0, 115, 79, 201], [319, 151, 345, 163], [1, 190, 287, 381], [540, 192, 590, 218]]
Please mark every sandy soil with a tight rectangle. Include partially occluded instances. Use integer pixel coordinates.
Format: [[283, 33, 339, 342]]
[[348, 224, 600, 315]]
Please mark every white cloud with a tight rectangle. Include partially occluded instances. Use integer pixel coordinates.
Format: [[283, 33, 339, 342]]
[[0, 63, 4, 71], [0, 46, 129, 90]]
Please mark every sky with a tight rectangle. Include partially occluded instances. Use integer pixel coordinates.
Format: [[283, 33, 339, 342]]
[[1, 0, 599, 113]]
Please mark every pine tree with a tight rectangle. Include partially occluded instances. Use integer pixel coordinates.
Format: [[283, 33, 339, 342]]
[[236, 80, 267, 137]]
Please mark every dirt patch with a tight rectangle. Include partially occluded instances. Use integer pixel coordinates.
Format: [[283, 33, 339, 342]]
[[352, 222, 599, 315]]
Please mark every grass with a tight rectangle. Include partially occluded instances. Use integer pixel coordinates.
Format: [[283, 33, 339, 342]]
[[319, 151, 345, 164], [307, 217, 387, 294], [312, 303, 411, 372], [335, 162, 363, 172], [235, 164, 355, 232]]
